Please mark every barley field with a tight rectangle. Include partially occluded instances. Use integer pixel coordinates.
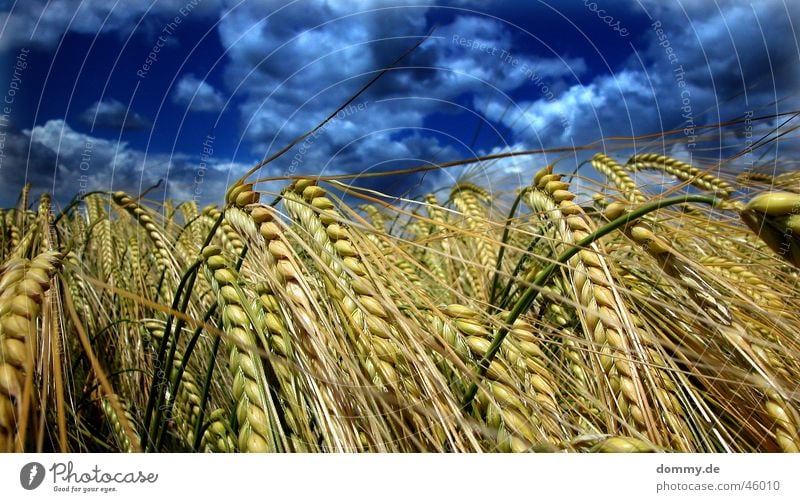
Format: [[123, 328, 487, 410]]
[[2, 148, 799, 453]]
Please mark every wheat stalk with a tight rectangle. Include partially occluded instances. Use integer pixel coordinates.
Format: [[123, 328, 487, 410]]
[[525, 167, 661, 440], [202, 244, 288, 452]]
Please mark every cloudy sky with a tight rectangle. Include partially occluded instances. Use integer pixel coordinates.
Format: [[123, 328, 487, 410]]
[[0, 0, 798, 207]]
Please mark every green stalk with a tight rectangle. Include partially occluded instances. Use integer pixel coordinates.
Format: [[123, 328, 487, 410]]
[[155, 239, 249, 450], [143, 210, 224, 450], [172, 212, 203, 245], [497, 231, 544, 311], [192, 330, 222, 451], [143, 260, 201, 450], [53, 190, 108, 224], [155, 302, 219, 450], [461, 194, 720, 412], [488, 187, 528, 307]]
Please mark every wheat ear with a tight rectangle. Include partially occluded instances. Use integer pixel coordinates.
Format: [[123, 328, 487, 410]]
[[0, 251, 62, 451], [202, 244, 288, 452], [591, 153, 646, 204], [526, 166, 661, 441], [626, 153, 734, 199]]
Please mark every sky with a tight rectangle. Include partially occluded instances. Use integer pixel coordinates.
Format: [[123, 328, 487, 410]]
[[0, 0, 798, 208]]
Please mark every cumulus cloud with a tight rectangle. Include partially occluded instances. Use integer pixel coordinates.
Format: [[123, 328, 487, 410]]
[[215, 1, 589, 197], [79, 99, 152, 131], [634, 0, 799, 93], [172, 74, 227, 112], [0, 120, 248, 207], [5, 0, 798, 205], [476, 0, 800, 161], [477, 69, 660, 148], [0, 0, 222, 51]]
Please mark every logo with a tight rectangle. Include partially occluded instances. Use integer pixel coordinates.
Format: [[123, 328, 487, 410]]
[[20, 462, 45, 490]]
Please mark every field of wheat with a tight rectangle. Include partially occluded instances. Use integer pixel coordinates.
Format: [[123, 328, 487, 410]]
[[1, 150, 799, 453]]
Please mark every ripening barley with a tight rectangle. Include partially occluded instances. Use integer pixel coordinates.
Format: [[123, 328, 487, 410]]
[[2, 138, 799, 454]]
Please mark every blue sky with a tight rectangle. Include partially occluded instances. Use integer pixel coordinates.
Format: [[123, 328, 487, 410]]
[[0, 0, 798, 207]]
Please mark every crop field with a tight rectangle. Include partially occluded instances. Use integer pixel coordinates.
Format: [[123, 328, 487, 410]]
[[2, 149, 799, 453]]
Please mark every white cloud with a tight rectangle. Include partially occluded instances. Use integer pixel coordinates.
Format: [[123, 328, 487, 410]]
[[473, 0, 800, 168], [79, 99, 152, 131], [172, 74, 227, 112], [475, 68, 658, 151], [0, 0, 222, 51], [5, 0, 798, 205], [0, 120, 248, 206], [214, 2, 589, 197]]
